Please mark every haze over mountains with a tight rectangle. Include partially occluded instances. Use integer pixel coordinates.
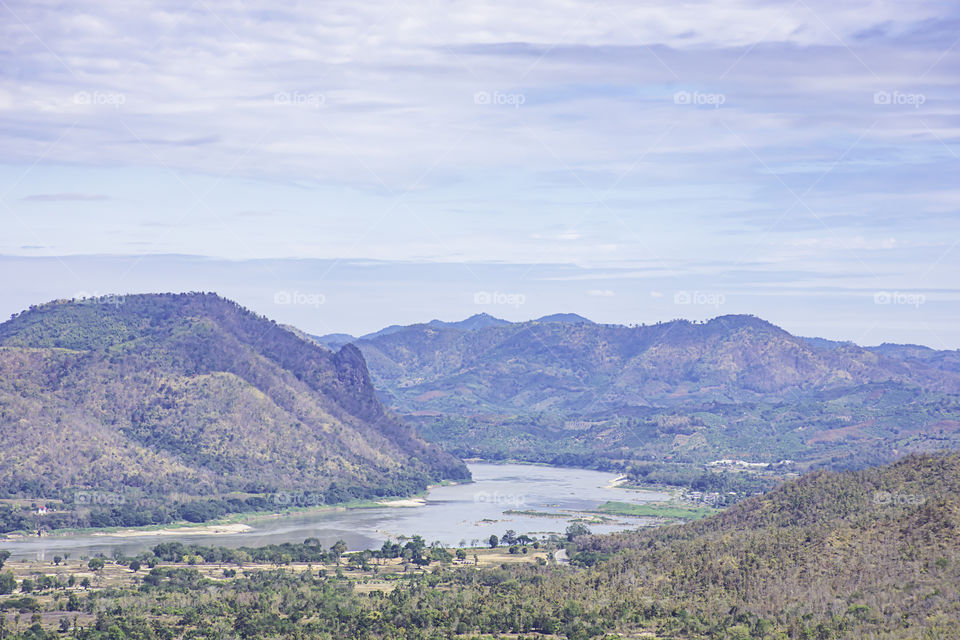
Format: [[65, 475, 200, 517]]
[[316, 313, 960, 470], [0, 293, 467, 502]]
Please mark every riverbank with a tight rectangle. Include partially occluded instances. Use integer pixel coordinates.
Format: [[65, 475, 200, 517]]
[[376, 498, 426, 507], [0, 489, 445, 541], [91, 523, 253, 538]]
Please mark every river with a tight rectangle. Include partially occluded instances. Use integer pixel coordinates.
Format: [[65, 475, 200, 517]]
[[0, 463, 670, 561]]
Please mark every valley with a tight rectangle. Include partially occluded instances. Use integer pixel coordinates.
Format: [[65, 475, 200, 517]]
[[316, 314, 960, 475], [1, 295, 958, 639], [4, 1, 954, 636], [0, 453, 956, 639]]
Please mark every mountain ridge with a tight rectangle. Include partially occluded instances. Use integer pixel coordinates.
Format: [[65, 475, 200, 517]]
[[310, 312, 960, 470], [0, 293, 468, 503]]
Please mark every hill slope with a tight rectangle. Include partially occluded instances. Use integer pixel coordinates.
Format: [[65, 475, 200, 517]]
[[573, 451, 960, 637], [316, 314, 960, 469], [0, 293, 468, 503]]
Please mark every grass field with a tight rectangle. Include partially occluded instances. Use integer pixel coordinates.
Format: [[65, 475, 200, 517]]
[[595, 501, 716, 520]]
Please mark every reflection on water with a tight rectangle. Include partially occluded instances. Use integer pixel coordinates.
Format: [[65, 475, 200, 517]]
[[0, 463, 670, 560]]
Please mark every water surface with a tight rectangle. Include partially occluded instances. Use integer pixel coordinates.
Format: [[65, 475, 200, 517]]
[[1, 463, 669, 560]]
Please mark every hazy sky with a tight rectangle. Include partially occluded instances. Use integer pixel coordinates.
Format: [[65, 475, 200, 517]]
[[1, 1, 958, 345]]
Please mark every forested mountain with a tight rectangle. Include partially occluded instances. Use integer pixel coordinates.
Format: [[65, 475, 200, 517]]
[[315, 315, 960, 470], [571, 451, 960, 637], [0, 293, 468, 504]]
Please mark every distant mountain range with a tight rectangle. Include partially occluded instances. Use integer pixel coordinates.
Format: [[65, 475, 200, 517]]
[[314, 314, 960, 470], [318, 312, 584, 348], [0, 293, 468, 502]]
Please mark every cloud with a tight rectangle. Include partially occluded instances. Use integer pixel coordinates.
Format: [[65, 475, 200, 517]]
[[789, 236, 898, 251], [2, 0, 957, 190], [532, 231, 583, 241], [587, 289, 615, 297], [0, 0, 957, 301], [21, 193, 109, 202]]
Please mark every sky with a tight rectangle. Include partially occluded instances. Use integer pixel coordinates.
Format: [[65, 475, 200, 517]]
[[1, 1, 958, 346]]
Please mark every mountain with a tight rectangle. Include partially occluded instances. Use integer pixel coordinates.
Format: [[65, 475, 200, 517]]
[[426, 312, 513, 331], [310, 332, 357, 350], [0, 293, 468, 503], [867, 342, 960, 373], [533, 312, 593, 324], [313, 313, 513, 349], [320, 314, 960, 469], [572, 451, 960, 638]]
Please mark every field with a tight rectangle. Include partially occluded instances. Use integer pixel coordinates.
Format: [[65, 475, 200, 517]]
[[594, 501, 717, 520], [0, 546, 553, 633]]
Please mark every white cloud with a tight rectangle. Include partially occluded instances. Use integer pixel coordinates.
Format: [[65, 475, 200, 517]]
[[0, 0, 957, 282]]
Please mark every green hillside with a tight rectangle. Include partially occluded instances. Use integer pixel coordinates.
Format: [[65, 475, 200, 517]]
[[0, 293, 468, 530]]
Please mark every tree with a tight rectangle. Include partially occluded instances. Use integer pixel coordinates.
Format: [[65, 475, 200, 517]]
[[88, 558, 105, 572], [20, 578, 34, 593], [331, 540, 348, 562], [488, 535, 499, 548], [502, 530, 517, 545], [0, 550, 9, 571], [128, 559, 141, 572], [566, 523, 591, 541], [0, 571, 16, 594]]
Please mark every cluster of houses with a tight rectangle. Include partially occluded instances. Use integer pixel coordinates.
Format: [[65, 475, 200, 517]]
[[707, 459, 794, 469], [682, 490, 724, 505]]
